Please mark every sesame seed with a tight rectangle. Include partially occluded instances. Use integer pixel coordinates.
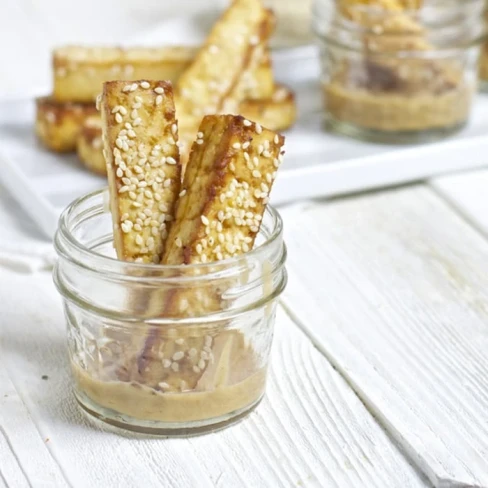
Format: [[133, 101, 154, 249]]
[[196, 139, 204, 145], [252, 170, 261, 178], [131, 109, 138, 119], [166, 157, 176, 165], [255, 123, 262, 134], [134, 118, 142, 126], [179, 189, 187, 197], [155, 95, 163, 105], [242, 141, 250, 149], [232, 142, 241, 149], [163, 359, 171, 368], [122, 84, 132, 92], [140, 81, 150, 89], [243, 119, 252, 127], [274, 134, 279, 144], [263, 150, 271, 158], [154, 86, 164, 94], [171, 362, 179, 372], [175, 237, 182, 248], [172, 351, 184, 361], [119, 185, 129, 193], [135, 235, 143, 245], [130, 83, 138, 91]]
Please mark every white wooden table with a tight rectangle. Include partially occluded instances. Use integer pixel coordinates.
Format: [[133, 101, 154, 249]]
[[2, 170, 488, 487], [2, 1, 488, 486]]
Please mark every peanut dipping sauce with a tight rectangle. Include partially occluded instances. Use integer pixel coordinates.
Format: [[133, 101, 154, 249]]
[[72, 329, 267, 423]]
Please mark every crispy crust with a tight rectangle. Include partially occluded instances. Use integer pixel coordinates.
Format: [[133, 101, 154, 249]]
[[76, 116, 106, 176], [175, 0, 272, 135], [137, 114, 285, 387], [101, 80, 182, 263], [53, 46, 196, 102], [240, 84, 297, 131], [35, 96, 97, 152]]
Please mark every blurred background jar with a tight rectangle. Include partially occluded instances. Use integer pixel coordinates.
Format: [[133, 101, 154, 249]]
[[313, 0, 487, 143], [479, 8, 488, 90]]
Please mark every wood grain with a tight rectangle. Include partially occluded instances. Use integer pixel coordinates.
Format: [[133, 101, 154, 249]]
[[431, 170, 488, 237], [281, 186, 488, 487], [0, 270, 426, 487]]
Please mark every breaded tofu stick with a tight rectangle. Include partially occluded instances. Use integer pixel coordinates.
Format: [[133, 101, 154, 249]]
[[35, 96, 97, 152], [135, 115, 285, 389], [164, 114, 285, 265], [240, 84, 297, 131], [53, 44, 273, 103], [76, 115, 105, 176], [101, 80, 181, 263], [53, 46, 196, 102], [175, 0, 272, 134]]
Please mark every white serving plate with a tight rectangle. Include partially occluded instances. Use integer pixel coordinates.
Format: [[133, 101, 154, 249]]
[[1, 44, 488, 239]]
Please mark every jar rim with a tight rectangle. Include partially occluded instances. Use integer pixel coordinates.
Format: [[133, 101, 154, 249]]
[[54, 188, 285, 281]]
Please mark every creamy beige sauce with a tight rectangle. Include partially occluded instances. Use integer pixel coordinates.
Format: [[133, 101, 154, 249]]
[[73, 364, 266, 422], [72, 329, 266, 423]]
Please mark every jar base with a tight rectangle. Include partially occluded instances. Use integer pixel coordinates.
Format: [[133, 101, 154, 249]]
[[75, 390, 264, 437], [324, 116, 467, 145]]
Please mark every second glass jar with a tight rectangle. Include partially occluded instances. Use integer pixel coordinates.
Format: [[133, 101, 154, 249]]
[[313, 0, 486, 143]]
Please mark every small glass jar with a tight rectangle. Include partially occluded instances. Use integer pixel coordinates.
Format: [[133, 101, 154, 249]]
[[479, 9, 488, 90], [53, 189, 287, 435], [313, 0, 486, 143]]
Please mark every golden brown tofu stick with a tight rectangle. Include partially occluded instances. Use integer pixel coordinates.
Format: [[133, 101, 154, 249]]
[[35, 96, 97, 152], [175, 0, 272, 135], [53, 46, 196, 102], [164, 114, 285, 265], [101, 80, 182, 263], [240, 84, 297, 131], [136, 114, 285, 388]]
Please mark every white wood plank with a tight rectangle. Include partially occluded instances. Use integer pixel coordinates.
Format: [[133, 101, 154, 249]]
[[0, 359, 68, 487], [0, 270, 427, 488], [431, 169, 488, 236], [280, 186, 488, 487]]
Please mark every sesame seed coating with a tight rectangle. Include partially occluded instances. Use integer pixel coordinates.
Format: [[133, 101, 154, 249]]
[[101, 80, 181, 263], [163, 114, 285, 267]]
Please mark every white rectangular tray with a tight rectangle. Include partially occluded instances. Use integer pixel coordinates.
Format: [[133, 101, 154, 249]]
[[1, 45, 488, 239]]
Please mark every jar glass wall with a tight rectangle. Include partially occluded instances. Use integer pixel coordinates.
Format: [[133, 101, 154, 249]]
[[53, 189, 287, 435], [313, 0, 486, 143]]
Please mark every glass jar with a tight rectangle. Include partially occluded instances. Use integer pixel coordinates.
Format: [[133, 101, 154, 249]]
[[313, 0, 486, 143], [53, 188, 287, 435], [479, 9, 488, 90]]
